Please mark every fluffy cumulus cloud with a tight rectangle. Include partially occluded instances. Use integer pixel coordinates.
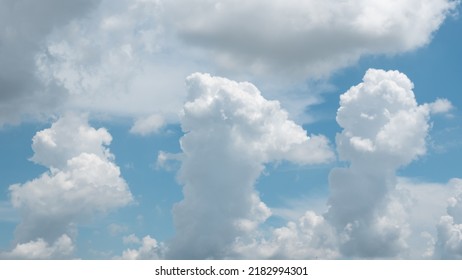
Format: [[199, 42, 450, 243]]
[[166, 73, 333, 259], [4, 114, 132, 257], [0, 0, 98, 125], [325, 69, 432, 258], [163, 0, 459, 77], [209, 69, 462, 260], [232, 69, 461, 259]]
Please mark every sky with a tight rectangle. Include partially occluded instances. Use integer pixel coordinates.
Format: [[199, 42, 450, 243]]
[[1, 0, 462, 259]]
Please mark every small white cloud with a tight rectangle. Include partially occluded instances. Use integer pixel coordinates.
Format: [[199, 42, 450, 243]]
[[1, 234, 74, 260], [428, 98, 454, 115], [120, 235, 164, 260], [123, 234, 141, 245], [130, 114, 165, 136], [156, 151, 182, 171]]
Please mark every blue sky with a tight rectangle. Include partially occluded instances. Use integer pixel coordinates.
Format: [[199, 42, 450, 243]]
[[1, 0, 462, 259]]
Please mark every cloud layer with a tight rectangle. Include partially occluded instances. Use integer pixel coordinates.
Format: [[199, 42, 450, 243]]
[[2, 0, 458, 126], [163, 0, 459, 77]]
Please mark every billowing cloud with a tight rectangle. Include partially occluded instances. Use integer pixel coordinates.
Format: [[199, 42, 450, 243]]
[[7, 114, 133, 251], [167, 73, 333, 259], [0, 0, 98, 126], [326, 69, 432, 258], [163, 0, 459, 77], [233, 69, 459, 259]]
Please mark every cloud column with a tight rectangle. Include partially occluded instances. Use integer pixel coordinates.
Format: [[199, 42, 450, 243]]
[[326, 69, 431, 258], [167, 73, 333, 259]]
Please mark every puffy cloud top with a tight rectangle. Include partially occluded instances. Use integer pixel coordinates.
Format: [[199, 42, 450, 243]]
[[30, 114, 113, 169], [182, 73, 334, 164], [336, 69, 430, 168], [9, 114, 133, 244]]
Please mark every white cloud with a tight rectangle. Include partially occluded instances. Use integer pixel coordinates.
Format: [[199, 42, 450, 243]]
[[395, 178, 461, 258], [0, 234, 74, 260], [30, 113, 113, 169], [120, 235, 164, 260], [6, 114, 133, 254], [429, 98, 454, 115], [163, 0, 459, 77], [326, 69, 433, 258], [435, 215, 462, 259], [433, 178, 462, 259], [130, 114, 165, 136], [235, 69, 461, 259], [155, 151, 182, 171], [238, 69, 458, 259], [123, 234, 141, 245], [167, 73, 333, 259], [234, 211, 339, 259]]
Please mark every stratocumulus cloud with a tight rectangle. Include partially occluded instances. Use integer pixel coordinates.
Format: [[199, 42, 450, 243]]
[[2, 0, 458, 127], [163, 0, 459, 77]]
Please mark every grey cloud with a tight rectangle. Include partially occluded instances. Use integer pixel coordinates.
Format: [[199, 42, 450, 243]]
[[162, 0, 459, 77], [0, 0, 99, 125]]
